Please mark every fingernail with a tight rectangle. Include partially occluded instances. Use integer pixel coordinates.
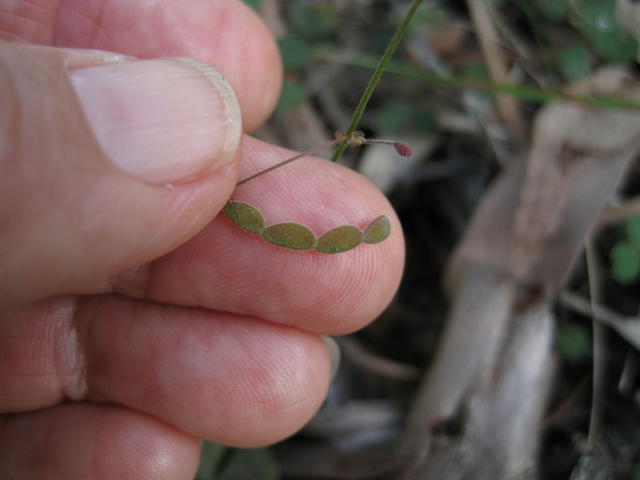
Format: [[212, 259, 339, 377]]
[[321, 335, 341, 379], [69, 58, 242, 184]]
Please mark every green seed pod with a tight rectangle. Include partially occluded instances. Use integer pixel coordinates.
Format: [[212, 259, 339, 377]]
[[261, 223, 317, 250], [224, 200, 392, 253], [315, 225, 363, 254], [363, 215, 391, 244], [224, 200, 266, 234]]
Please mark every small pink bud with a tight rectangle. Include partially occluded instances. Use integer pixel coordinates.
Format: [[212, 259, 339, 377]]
[[393, 141, 412, 156]]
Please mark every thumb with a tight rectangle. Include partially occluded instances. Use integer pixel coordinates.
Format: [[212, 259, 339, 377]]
[[0, 42, 242, 309]]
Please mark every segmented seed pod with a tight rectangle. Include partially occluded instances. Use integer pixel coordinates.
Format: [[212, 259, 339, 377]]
[[223, 200, 265, 234], [363, 215, 391, 244], [315, 225, 363, 254], [223, 132, 407, 253], [261, 223, 317, 250], [223, 200, 392, 253]]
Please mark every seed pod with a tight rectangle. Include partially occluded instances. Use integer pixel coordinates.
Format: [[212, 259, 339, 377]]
[[363, 215, 391, 244], [315, 225, 363, 254], [224, 200, 265, 234], [261, 223, 317, 250], [224, 199, 392, 253]]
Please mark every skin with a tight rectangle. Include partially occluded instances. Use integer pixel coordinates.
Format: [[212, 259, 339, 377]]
[[0, 1, 405, 479]]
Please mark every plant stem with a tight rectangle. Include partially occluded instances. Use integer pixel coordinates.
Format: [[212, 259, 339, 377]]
[[586, 241, 606, 451], [237, 132, 410, 186], [330, 0, 424, 163], [237, 139, 340, 186], [330, 54, 640, 110]]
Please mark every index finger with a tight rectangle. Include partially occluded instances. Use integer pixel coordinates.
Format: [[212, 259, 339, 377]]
[[116, 136, 406, 335]]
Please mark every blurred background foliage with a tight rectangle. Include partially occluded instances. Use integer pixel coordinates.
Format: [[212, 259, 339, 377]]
[[196, 1, 640, 478]]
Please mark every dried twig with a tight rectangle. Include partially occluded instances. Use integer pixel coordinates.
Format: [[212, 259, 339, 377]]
[[559, 291, 640, 351], [337, 337, 420, 381], [401, 68, 640, 478], [466, 0, 526, 141], [600, 196, 640, 225]]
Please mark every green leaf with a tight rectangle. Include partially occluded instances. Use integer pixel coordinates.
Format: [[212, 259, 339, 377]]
[[363, 216, 392, 244], [412, 107, 436, 134], [277, 80, 307, 111], [315, 225, 363, 254], [575, 0, 637, 63], [533, 0, 571, 22], [556, 45, 591, 82], [374, 101, 414, 133], [374, 101, 435, 134], [278, 34, 312, 69], [242, 0, 263, 9], [261, 223, 316, 250], [224, 201, 266, 234], [288, 2, 338, 39], [218, 448, 280, 480], [610, 241, 640, 284], [625, 216, 640, 248], [556, 322, 590, 361], [195, 441, 226, 479]]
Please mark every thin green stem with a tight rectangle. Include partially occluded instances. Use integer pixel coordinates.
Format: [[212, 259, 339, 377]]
[[330, 0, 424, 163], [329, 54, 640, 110]]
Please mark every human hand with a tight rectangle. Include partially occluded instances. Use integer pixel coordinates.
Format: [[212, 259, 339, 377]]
[[0, 1, 405, 479]]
